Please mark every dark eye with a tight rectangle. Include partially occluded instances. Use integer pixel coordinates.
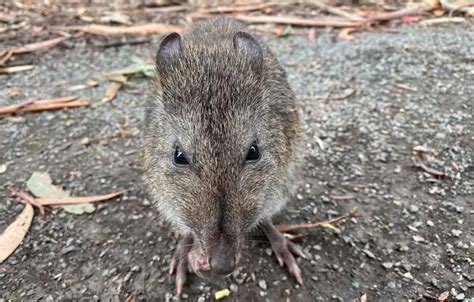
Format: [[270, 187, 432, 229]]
[[246, 143, 260, 162], [174, 147, 189, 166]]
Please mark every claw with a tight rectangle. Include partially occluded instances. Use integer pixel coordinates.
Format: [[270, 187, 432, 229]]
[[260, 219, 305, 285], [169, 234, 194, 294]]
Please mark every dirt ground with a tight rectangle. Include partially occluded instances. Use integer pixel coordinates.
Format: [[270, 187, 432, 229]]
[[1, 18, 473, 301]]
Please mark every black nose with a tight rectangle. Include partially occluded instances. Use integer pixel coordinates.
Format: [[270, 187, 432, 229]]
[[209, 241, 236, 275]]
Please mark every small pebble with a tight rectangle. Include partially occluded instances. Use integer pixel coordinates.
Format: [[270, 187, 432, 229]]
[[258, 279, 267, 290], [363, 249, 376, 259], [451, 229, 462, 237], [412, 235, 424, 242]]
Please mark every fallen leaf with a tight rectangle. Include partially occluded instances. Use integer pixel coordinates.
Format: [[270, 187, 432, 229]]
[[56, 23, 184, 36], [26, 172, 95, 214], [101, 81, 123, 102], [338, 27, 357, 40], [0, 204, 34, 263], [0, 65, 35, 74]]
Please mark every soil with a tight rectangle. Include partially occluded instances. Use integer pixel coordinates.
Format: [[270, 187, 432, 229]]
[[1, 20, 473, 301]]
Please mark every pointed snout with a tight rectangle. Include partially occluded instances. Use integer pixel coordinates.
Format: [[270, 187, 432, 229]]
[[208, 237, 238, 275]]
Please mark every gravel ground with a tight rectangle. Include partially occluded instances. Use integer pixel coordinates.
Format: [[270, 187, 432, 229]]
[[1, 21, 473, 301]]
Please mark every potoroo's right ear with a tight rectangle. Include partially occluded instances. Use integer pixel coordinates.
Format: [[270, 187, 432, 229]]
[[156, 32, 182, 73], [233, 31, 263, 70]]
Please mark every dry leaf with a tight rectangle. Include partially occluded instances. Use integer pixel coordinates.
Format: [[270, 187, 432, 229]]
[[0, 204, 34, 263], [338, 28, 356, 40], [58, 23, 183, 36], [26, 172, 95, 214], [102, 81, 123, 102]]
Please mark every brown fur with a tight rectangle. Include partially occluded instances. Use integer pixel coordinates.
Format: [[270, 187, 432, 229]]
[[143, 17, 303, 267]]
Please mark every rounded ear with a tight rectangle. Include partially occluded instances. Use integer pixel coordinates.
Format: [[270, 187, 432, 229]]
[[156, 32, 182, 72], [233, 31, 263, 68]]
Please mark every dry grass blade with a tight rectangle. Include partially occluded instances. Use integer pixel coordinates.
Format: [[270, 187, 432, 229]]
[[36, 190, 126, 205], [12, 36, 69, 54], [0, 65, 35, 74], [233, 14, 364, 28], [0, 204, 34, 263], [56, 23, 184, 36], [275, 210, 357, 232]]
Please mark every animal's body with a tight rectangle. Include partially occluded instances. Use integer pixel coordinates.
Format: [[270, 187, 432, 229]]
[[143, 17, 305, 293]]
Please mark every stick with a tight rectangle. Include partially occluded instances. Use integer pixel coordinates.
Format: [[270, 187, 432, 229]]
[[275, 210, 357, 232], [54, 23, 184, 36], [306, 0, 367, 22], [368, 4, 427, 22], [199, 1, 297, 14], [9, 188, 45, 217], [233, 14, 364, 28], [0, 97, 88, 115]]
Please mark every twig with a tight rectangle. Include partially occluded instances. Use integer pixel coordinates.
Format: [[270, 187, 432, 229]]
[[53, 23, 184, 36], [0, 49, 13, 65], [368, 4, 427, 22], [441, 1, 474, 17], [9, 188, 45, 217], [306, 0, 367, 22], [233, 14, 364, 28], [0, 100, 34, 115], [414, 159, 445, 177], [275, 210, 358, 232], [199, 1, 297, 14], [0, 96, 88, 115], [9, 188, 126, 213], [12, 36, 69, 54], [36, 190, 126, 205]]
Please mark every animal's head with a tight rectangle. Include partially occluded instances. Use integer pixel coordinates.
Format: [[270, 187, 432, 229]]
[[144, 28, 297, 275]]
